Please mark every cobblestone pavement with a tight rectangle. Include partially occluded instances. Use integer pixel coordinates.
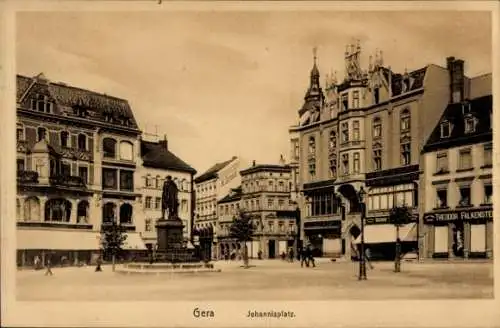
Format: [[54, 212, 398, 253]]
[[16, 259, 493, 301]]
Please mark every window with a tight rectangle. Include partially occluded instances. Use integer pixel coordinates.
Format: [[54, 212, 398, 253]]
[[308, 136, 316, 155], [329, 131, 336, 150], [436, 152, 449, 173], [342, 153, 349, 175], [373, 118, 381, 139], [156, 176, 161, 189], [373, 149, 382, 171], [436, 189, 447, 208], [458, 186, 471, 207], [459, 148, 472, 170], [278, 199, 284, 209], [145, 196, 152, 209], [37, 127, 47, 141], [17, 158, 25, 172], [293, 141, 300, 159], [268, 222, 274, 232], [60, 131, 69, 148], [268, 198, 273, 208], [353, 152, 360, 173], [440, 121, 451, 138], [309, 162, 316, 178], [145, 219, 152, 231], [483, 143, 492, 167], [329, 158, 337, 178], [464, 117, 475, 134], [61, 162, 71, 177], [279, 181, 284, 191], [401, 143, 411, 166], [341, 93, 348, 111], [103, 138, 117, 158], [341, 123, 349, 143], [352, 91, 360, 108], [78, 166, 88, 184], [119, 141, 134, 161], [34, 95, 52, 113], [462, 102, 471, 115], [352, 120, 360, 141], [374, 87, 380, 104], [102, 168, 117, 189], [16, 125, 24, 141], [155, 197, 161, 209], [484, 184, 492, 204], [400, 109, 411, 131], [77, 134, 87, 151]]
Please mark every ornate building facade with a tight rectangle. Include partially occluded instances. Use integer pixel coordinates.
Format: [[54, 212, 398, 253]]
[[290, 44, 478, 260], [16, 73, 146, 266], [420, 72, 493, 260], [136, 134, 196, 249]]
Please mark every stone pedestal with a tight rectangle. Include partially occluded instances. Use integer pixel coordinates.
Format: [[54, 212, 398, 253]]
[[156, 218, 184, 251]]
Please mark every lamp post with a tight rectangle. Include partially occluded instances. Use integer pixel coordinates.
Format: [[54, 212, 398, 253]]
[[358, 186, 367, 280]]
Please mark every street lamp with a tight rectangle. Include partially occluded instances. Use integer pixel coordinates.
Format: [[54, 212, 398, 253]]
[[357, 186, 367, 280]]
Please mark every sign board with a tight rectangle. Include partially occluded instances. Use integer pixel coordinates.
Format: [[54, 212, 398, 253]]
[[423, 208, 493, 223]]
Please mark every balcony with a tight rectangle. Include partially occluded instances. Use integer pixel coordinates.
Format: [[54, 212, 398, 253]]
[[17, 170, 39, 184], [50, 174, 86, 188], [339, 140, 365, 150], [60, 146, 93, 161]]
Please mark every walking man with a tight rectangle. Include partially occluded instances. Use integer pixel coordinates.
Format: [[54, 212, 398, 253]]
[[44, 256, 53, 276], [300, 247, 309, 268], [306, 245, 316, 268]]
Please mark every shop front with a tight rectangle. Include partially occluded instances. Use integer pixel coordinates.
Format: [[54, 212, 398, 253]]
[[423, 207, 493, 259], [304, 219, 342, 257]]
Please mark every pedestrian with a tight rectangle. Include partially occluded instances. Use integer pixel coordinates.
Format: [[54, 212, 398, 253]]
[[300, 247, 309, 268], [44, 256, 53, 276], [95, 256, 103, 272], [34, 255, 41, 270], [288, 248, 294, 263], [257, 250, 263, 260], [365, 248, 374, 270], [306, 245, 316, 268]]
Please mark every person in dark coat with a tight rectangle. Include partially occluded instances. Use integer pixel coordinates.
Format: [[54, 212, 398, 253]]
[[44, 256, 53, 276], [306, 245, 316, 268], [300, 247, 309, 268]]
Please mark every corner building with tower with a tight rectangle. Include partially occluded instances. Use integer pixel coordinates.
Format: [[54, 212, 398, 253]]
[[289, 43, 489, 260]]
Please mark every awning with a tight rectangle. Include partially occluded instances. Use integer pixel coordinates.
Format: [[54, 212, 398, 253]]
[[354, 223, 417, 244], [17, 229, 100, 250], [123, 233, 147, 250]]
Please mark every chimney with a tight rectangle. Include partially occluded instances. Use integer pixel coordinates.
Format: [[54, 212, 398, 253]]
[[158, 134, 168, 150], [447, 56, 465, 103], [252, 160, 256, 167], [279, 154, 285, 165]]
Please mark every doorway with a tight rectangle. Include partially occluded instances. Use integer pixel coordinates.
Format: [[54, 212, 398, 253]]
[[268, 240, 276, 259]]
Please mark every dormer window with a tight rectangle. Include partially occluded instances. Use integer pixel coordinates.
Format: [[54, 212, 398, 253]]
[[462, 102, 471, 115], [440, 121, 451, 138], [32, 94, 53, 113], [464, 117, 476, 134], [402, 78, 410, 93]]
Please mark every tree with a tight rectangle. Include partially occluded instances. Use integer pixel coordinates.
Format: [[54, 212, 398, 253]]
[[229, 211, 254, 268], [101, 221, 128, 272], [389, 205, 413, 273]]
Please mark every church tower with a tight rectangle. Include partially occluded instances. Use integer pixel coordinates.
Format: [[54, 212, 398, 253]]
[[298, 47, 325, 126]]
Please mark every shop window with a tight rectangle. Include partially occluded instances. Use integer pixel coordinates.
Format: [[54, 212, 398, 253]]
[[352, 120, 360, 141], [400, 142, 411, 166], [483, 184, 492, 204], [483, 143, 492, 167], [459, 148, 472, 170], [436, 188, 447, 208], [145, 196, 152, 209], [436, 151, 449, 173], [458, 186, 471, 207], [452, 221, 465, 257]]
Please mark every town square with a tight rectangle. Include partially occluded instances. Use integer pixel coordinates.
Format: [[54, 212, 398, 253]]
[[6, 4, 496, 315]]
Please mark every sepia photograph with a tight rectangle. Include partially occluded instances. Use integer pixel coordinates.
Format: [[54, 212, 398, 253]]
[[1, 1, 499, 327]]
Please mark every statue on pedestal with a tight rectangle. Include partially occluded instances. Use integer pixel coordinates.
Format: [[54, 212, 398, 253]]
[[161, 175, 179, 220]]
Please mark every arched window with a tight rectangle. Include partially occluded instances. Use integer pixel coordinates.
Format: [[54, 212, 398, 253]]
[[102, 202, 116, 224], [77, 200, 89, 223], [308, 136, 316, 155], [45, 198, 72, 222], [329, 131, 336, 150], [102, 138, 117, 158], [119, 141, 134, 161], [60, 131, 69, 148], [77, 134, 87, 151], [373, 117, 382, 139], [24, 197, 40, 221], [119, 203, 133, 224], [400, 109, 411, 132], [37, 127, 47, 141]]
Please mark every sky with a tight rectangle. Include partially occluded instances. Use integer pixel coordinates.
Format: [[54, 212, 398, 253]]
[[16, 10, 492, 175]]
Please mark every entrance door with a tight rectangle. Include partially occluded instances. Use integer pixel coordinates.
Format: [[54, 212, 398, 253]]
[[268, 240, 276, 259]]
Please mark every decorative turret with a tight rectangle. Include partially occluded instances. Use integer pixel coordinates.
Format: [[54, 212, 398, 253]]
[[344, 39, 363, 81], [298, 47, 325, 123]]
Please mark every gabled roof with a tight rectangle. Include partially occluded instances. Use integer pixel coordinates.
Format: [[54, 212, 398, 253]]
[[422, 95, 492, 153], [140, 140, 196, 174], [218, 187, 242, 204], [194, 156, 236, 184], [16, 74, 139, 129]]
